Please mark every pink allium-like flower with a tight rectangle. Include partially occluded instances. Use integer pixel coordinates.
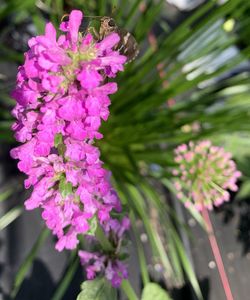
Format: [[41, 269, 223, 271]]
[[173, 140, 241, 211], [78, 216, 130, 287], [10, 10, 128, 251]]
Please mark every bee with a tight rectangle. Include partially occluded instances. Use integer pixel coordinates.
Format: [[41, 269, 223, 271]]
[[62, 14, 139, 63], [98, 16, 139, 63]]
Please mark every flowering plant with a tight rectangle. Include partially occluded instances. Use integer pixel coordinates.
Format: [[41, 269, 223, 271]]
[[10, 9, 130, 288], [1, 1, 249, 300], [173, 140, 241, 211], [173, 140, 241, 300]]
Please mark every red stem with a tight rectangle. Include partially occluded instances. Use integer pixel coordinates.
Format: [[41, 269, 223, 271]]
[[201, 206, 234, 300]]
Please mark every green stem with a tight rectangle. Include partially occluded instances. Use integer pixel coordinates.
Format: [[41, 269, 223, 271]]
[[121, 280, 139, 300]]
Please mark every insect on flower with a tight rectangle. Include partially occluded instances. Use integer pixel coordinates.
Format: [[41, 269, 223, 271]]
[[98, 16, 139, 63], [62, 14, 139, 63]]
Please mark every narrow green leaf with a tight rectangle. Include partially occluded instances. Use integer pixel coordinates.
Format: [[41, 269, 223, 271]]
[[236, 180, 250, 200], [0, 206, 22, 230], [124, 0, 142, 28], [11, 228, 50, 298], [32, 12, 46, 34], [0, 121, 12, 129], [172, 233, 203, 300], [125, 184, 175, 278], [130, 212, 150, 286], [98, 0, 106, 16], [166, 230, 184, 282], [51, 252, 79, 300], [121, 279, 138, 300], [0, 189, 13, 203], [0, 0, 36, 19], [55, 0, 63, 16]]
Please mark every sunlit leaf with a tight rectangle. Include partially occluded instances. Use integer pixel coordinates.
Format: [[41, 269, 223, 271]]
[[77, 277, 117, 300], [0, 188, 13, 203], [0, 206, 22, 230], [141, 283, 172, 300]]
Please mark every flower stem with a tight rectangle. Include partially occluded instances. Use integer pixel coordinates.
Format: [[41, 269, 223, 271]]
[[121, 280, 139, 300], [201, 206, 234, 300]]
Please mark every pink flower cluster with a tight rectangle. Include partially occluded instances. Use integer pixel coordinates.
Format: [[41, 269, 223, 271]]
[[173, 140, 241, 211], [79, 216, 130, 287], [10, 10, 128, 252]]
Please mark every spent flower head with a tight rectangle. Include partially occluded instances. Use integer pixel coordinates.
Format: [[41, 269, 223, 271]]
[[173, 140, 241, 211]]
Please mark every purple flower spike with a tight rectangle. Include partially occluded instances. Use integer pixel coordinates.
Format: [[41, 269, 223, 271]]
[[10, 10, 128, 252]]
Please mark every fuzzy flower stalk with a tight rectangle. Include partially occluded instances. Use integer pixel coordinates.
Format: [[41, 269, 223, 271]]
[[173, 140, 241, 210], [10, 10, 130, 286]]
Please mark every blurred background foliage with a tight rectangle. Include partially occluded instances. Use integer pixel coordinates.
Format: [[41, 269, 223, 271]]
[[1, 0, 250, 299]]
